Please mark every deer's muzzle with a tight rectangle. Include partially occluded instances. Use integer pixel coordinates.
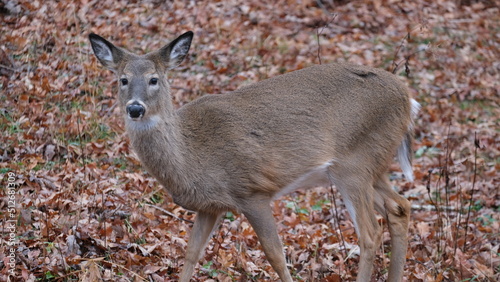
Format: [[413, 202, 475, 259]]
[[126, 102, 146, 119]]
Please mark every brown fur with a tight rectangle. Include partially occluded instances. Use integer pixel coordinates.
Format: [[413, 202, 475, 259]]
[[89, 31, 416, 282]]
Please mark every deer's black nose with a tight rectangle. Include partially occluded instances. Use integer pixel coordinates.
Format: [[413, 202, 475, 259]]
[[126, 103, 145, 119]]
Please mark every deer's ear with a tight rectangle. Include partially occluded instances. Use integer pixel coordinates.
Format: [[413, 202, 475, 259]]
[[89, 33, 125, 71], [158, 31, 193, 70]]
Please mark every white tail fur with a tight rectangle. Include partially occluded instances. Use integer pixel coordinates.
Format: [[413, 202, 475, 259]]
[[398, 99, 420, 182]]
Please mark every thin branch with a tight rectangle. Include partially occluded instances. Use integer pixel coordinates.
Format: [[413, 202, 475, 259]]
[[410, 204, 459, 212], [462, 132, 479, 253], [76, 110, 87, 182], [145, 203, 194, 224], [0, 63, 18, 72], [327, 170, 349, 262], [104, 101, 118, 117], [316, 13, 337, 65], [316, 28, 322, 65], [391, 32, 410, 74], [58, 258, 149, 281], [391, 24, 427, 75], [392, 46, 428, 76]]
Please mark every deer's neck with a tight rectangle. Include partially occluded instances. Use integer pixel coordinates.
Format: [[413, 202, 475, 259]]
[[126, 114, 190, 196]]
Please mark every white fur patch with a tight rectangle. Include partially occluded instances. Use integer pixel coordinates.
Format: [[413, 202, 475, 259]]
[[93, 40, 113, 63], [274, 160, 334, 198], [342, 196, 358, 235], [411, 99, 421, 119], [397, 140, 413, 182], [397, 98, 421, 182], [126, 115, 160, 132], [170, 37, 190, 60]]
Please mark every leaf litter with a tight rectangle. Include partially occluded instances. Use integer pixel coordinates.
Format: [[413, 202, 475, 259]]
[[0, 0, 498, 281]]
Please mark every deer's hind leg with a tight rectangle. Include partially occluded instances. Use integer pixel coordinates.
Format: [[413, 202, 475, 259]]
[[328, 164, 383, 282], [373, 174, 411, 282]]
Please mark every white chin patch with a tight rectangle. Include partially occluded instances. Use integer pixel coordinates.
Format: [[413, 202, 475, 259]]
[[126, 115, 160, 131]]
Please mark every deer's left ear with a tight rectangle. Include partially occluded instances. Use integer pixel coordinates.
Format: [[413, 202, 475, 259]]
[[158, 31, 193, 70], [89, 33, 125, 72]]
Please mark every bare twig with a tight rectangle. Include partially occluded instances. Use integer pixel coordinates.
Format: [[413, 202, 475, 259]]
[[104, 101, 118, 117], [316, 14, 337, 65], [462, 132, 479, 253], [59, 258, 149, 281], [391, 32, 410, 74], [76, 110, 87, 182], [425, 169, 436, 208], [330, 185, 350, 267], [391, 25, 429, 75], [410, 204, 459, 212], [316, 28, 322, 65], [315, 0, 330, 15], [0, 48, 17, 72], [444, 120, 452, 217], [54, 242, 69, 277], [327, 170, 348, 262], [391, 47, 429, 76], [0, 63, 18, 72], [453, 176, 462, 258], [145, 203, 194, 224]]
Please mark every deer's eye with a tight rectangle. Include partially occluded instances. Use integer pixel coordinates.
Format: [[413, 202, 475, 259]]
[[149, 78, 158, 85], [120, 78, 128, 86]]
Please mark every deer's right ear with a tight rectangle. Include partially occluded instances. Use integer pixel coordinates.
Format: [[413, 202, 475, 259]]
[[89, 33, 124, 71]]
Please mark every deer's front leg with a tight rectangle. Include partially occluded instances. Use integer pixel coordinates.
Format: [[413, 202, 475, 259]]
[[179, 211, 221, 282], [242, 199, 293, 282]]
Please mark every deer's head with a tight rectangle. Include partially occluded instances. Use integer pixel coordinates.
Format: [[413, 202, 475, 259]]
[[89, 32, 193, 129]]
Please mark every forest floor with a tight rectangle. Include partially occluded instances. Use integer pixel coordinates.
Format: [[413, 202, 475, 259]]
[[0, 0, 499, 281]]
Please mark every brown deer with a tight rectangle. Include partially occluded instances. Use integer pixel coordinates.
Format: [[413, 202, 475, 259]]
[[89, 31, 419, 281]]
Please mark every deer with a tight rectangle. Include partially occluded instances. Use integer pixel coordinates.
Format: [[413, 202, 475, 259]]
[[89, 30, 419, 281]]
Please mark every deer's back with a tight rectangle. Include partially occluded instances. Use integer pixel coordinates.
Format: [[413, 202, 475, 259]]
[[176, 63, 411, 202]]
